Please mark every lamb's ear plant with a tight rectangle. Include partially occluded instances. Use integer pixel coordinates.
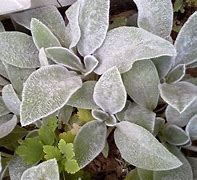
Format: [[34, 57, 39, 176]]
[[0, 0, 196, 179]]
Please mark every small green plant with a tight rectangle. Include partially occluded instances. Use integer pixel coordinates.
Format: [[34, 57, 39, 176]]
[[0, 0, 196, 179]]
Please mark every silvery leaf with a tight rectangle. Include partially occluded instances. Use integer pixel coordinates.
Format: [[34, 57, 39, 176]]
[[133, 0, 173, 38], [94, 27, 176, 74], [166, 64, 186, 83], [92, 109, 109, 122], [174, 12, 197, 66], [152, 56, 173, 80], [153, 144, 193, 180], [0, 76, 9, 86], [21, 159, 59, 180], [39, 48, 48, 66], [105, 114, 117, 127], [123, 60, 159, 110], [77, 0, 110, 56], [0, 115, 17, 138], [3, 63, 36, 98], [165, 100, 197, 127], [84, 55, 99, 76], [187, 157, 197, 179], [9, 156, 31, 180], [67, 81, 98, 109], [102, 141, 109, 158], [186, 115, 197, 140], [66, 0, 81, 48], [161, 124, 190, 146], [2, 84, 21, 115], [0, 97, 10, 117], [46, 47, 85, 72], [0, 22, 5, 32], [58, 105, 73, 125], [20, 65, 82, 126], [159, 82, 197, 113], [114, 121, 182, 170], [30, 18, 61, 49], [93, 67, 127, 114], [182, 75, 197, 86], [11, 5, 70, 47], [0, 61, 9, 79], [0, 32, 39, 68], [137, 168, 153, 180], [74, 120, 107, 168], [123, 102, 156, 133], [153, 117, 165, 136]]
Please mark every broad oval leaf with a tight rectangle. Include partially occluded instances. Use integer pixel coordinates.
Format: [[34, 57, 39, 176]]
[[133, 0, 173, 38], [137, 168, 153, 180], [74, 120, 107, 168], [153, 144, 193, 180], [84, 55, 99, 76], [0, 21, 5, 32], [0, 115, 17, 139], [0, 97, 10, 117], [2, 84, 21, 115], [174, 12, 197, 66], [39, 48, 49, 66], [21, 159, 59, 180], [186, 115, 197, 140], [93, 67, 127, 114], [161, 124, 190, 146], [165, 100, 197, 127], [92, 109, 109, 122], [159, 81, 197, 113], [30, 18, 61, 49], [187, 157, 197, 179], [123, 60, 160, 110], [77, 0, 110, 56], [20, 65, 82, 126], [114, 121, 182, 171], [94, 27, 176, 74], [67, 81, 98, 109], [0, 32, 39, 68], [46, 47, 85, 72]]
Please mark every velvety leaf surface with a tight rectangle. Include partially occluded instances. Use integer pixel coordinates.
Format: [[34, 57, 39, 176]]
[[67, 81, 98, 109], [2, 84, 21, 115], [21, 159, 59, 180], [11, 6, 70, 47], [0, 22, 5, 32], [77, 0, 110, 56], [93, 67, 126, 114], [58, 105, 73, 125], [31, 18, 61, 49], [92, 109, 110, 122], [114, 121, 182, 170], [84, 55, 99, 76], [0, 115, 17, 139], [123, 60, 159, 110], [0, 97, 10, 117], [174, 12, 197, 66], [39, 48, 49, 66], [123, 102, 156, 133], [46, 47, 84, 71], [154, 144, 193, 180], [20, 65, 82, 126], [159, 82, 197, 113], [153, 117, 165, 136], [186, 115, 197, 140], [74, 121, 107, 168], [0, 76, 9, 87], [133, 0, 173, 38], [0, 32, 39, 68], [125, 169, 140, 180], [187, 157, 197, 179], [94, 27, 176, 74], [165, 100, 197, 127], [0, 61, 9, 79], [161, 124, 190, 146]]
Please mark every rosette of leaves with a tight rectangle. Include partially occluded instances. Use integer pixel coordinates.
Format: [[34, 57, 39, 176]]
[[0, 0, 196, 179]]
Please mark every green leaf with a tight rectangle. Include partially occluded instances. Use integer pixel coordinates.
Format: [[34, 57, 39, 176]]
[[186, 115, 197, 140], [0, 21, 5, 32], [38, 126, 56, 145], [123, 60, 160, 110], [74, 120, 107, 168], [58, 139, 74, 159], [125, 169, 140, 180], [137, 168, 153, 180], [11, 6, 70, 47], [77, 0, 110, 56], [0, 32, 39, 68], [67, 81, 98, 110], [20, 65, 82, 126], [159, 81, 197, 113], [77, 109, 93, 123], [133, 0, 173, 38], [16, 137, 44, 164], [46, 47, 85, 72], [94, 27, 176, 74], [43, 145, 61, 161], [174, 12, 197, 66], [64, 159, 80, 174], [114, 121, 182, 171], [30, 18, 61, 49], [161, 124, 190, 146], [2, 84, 21, 115], [59, 132, 75, 144], [21, 159, 59, 180], [93, 66, 126, 114]]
